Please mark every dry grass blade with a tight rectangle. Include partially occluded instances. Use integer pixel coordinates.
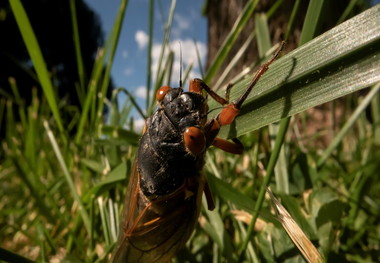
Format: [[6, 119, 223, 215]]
[[267, 188, 324, 263], [231, 210, 266, 232]]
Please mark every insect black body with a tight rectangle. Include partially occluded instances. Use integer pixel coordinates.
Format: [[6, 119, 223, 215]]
[[138, 88, 207, 196], [112, 42, 284, 263]]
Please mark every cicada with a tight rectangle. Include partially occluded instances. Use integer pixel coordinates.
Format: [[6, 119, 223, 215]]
[[111, 42, 284, 263]]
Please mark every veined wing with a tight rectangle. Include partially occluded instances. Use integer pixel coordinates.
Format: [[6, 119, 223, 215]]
[[111, 161, 204, 263]]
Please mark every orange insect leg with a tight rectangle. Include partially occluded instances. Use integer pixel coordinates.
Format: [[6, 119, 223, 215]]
[[212, 137, 243, 154]]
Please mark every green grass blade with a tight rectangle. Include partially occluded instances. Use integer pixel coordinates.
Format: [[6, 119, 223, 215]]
[[317, 82, 380, 168], [255, 14, 271, 57], [255, 14, 290, 194], [284, 0, 301, 41], [149, 0, 177, 115], [210, 5, 380, 139], [239, 116, 290, 258], [371, 91, 380, 144], [9, 0, 64, 135], [96, 0, 129, 129], [337, 0, 360, 24], [204, 0, 260, 83], [75, 79, 96, 144], [145, 0, 154, 111], [299, 0, 327, 45], [69, 0, 86, 100], [213, 33, 255, 91], [43, 120, 91, 234]]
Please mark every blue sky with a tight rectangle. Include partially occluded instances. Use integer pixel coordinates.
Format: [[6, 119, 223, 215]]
[[83, 0, 207, 129]]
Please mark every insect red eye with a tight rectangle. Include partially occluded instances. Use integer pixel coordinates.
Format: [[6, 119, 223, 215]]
[[156, 86, 171, 102], [183, 127, 206, 156]]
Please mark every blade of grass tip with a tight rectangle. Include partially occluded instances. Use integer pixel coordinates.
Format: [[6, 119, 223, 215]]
[[164, 50, 174, 85], [299, 0, 327, 45], [317, 82, 380, 169], [284, 0, 301, 41], [256, 14, 290, 194], [193, 39, 205, 79], [69, 0, 86, 97], [118, 88, 147, 120], [97, 197, 111, 245], [43, 120, 91, 234], [267, 188, 324, 263], [182, 61, 193, 86], [149, 0, 177, 115], [109, 88, 121, 126], [119, 98, 133, 126], [337, 0, 359, 25], [145, 0, 154, 112], [238, 117, 290, 260], [8, 77, 27, 128], [255, 14, 271, 56], [204, 0, 260, 84], [96, 0, 129, 129], [214, 33, 255, 91], [266, 0, 284, 19], [371, 89, 380, 144], [9, 0, 65, 137], [75, 79, 96, 144]]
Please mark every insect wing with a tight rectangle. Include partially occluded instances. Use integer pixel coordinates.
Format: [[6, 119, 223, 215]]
[[112, 161, 204, 263]]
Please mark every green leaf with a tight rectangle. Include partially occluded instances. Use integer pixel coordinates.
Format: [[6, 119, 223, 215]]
[[207, 174, 255, 213], [210, 5, 380, 139], [299, 0, 327, 45], [9, 0, 64, 135]]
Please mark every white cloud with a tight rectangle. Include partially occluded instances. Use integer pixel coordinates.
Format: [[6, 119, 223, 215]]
[[123, 67, 133, 77], [175, 15, 190, 30], [135, 30, 149, 50], [122, 50, 128, 59], [133, 118, 146, 132], [135, 85, 148, 99]]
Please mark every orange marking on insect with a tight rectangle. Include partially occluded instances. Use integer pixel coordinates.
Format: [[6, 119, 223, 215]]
[[183, 127, 206, 156], [156, 85, 171, 101]]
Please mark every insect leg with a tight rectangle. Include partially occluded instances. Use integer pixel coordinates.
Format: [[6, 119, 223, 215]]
[[212, 138, 243, 154], [203, 179, 215, 211], [190, 79, 229, 105], [217, 41, 285, 126]]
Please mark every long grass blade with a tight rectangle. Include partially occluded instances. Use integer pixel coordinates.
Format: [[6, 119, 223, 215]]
[[69, 0, 87, 101], [205, 0, 260, 83], [145, 0, 154, 111], [317, 82, 380, 168], [9, 0, 64, 135], [43, 120, 91, 234], [96, 0, 129, 129]]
